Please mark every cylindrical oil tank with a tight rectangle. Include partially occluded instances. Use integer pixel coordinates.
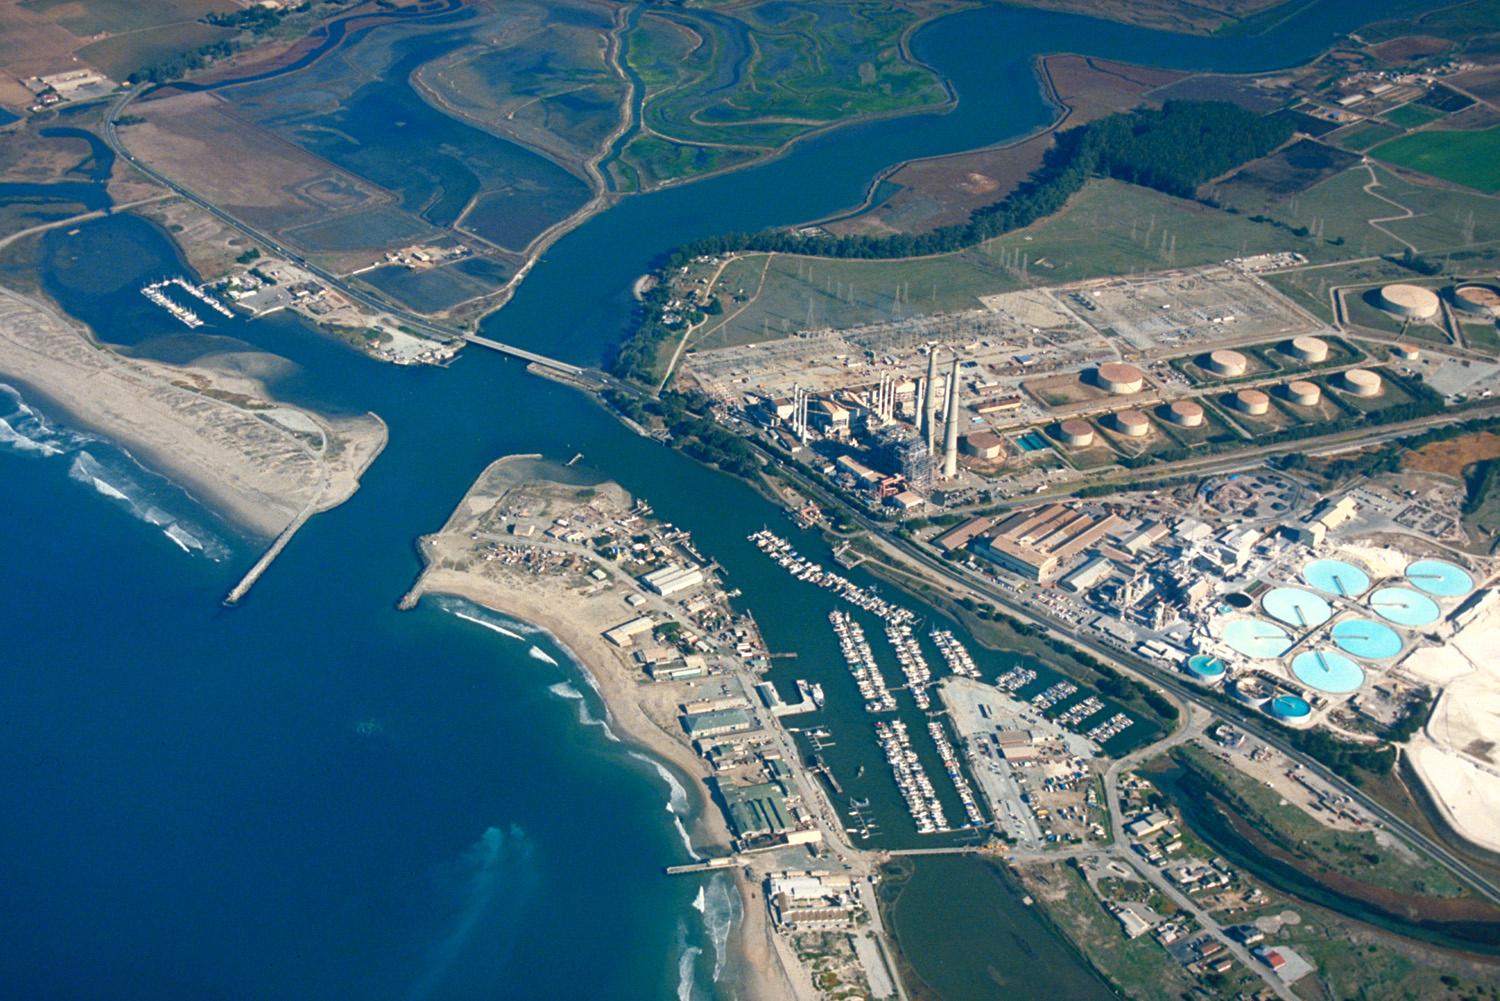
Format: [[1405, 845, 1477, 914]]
[[1342, 368, 1383, 397], [1282, 379, 1321, 406], [1206, 349, 1247, 377], [1057, 419, 1095, 447], [1094, 362, 1144, 395], [1233, 388, 1270, 415]]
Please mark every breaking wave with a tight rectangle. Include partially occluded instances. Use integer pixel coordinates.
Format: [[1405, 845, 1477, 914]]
[[700, 873, 741, 982], [546, 681, 620, 742], [675, 920, 703, 1001], [0, 383, 229, 560], [629, 749, 699, 861], [527, 645, 559, 666]]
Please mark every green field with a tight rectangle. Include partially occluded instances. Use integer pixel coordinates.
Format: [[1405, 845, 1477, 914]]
[[76, 22, 233, 81], [619, 1, 952, 187], [1331, 120, 1402, 152], [687, 178, 1346, 350], [1384, 103, 1445, 129], [1372, 126, 1500, 193], [22, 0, 234, 36], [1177, 745, 1468, 898]]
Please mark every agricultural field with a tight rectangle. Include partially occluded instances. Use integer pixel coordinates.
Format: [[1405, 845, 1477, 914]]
[[615, 1, 957, 188], [75, 23, 235, 83], [1329, 121, 1401, 153], [18, 0, 234, 36], [1371, 126, 1500, 194], [1203, 139, 1360, 211], [1384, 102, 1445, 129]]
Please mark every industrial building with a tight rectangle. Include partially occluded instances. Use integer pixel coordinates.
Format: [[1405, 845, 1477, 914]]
[[604, 615, 656, 647], [874, 424, 936, 491], [973, 503, 1122, 581], [641, 564, 707, 596], [718, 778, 791, 840]]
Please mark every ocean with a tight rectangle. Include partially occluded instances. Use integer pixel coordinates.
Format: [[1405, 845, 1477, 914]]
[[0, 2, 1445, 998]]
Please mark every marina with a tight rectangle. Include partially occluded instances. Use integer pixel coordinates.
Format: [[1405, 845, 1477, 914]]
[[876, 719, 950, 835], [830, 610, 898, 713], [931, 629, 981, 678], [139, 276, 234, 329], [926, 719, 986, 827], [886, 620, 935, 709], [750, 530, 914, 624]]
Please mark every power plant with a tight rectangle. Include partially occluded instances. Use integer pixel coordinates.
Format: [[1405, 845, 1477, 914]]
[[942, 355, 960, 479], [922, 347, 940, 455]]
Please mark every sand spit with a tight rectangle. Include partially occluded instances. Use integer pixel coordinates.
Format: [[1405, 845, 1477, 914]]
[[401, 455, 791, 1001], [0, 283, 386, 538]]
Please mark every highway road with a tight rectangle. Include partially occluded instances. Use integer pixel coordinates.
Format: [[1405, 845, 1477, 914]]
[[748, 422, 1500, 909], [101, 87, 593, 379]]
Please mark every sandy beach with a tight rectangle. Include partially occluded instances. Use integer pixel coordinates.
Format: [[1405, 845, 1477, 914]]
[[0, 282, 386, 538], [401, 456, 797, 1001]]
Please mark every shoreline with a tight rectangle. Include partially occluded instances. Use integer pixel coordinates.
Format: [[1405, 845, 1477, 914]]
[[401, 573, 789, 1001], [0, 282, 387, 540], [397, 452, 792, 1001]]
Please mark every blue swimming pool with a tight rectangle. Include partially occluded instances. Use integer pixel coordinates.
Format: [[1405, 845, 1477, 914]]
[[1405, 559, 1473, 598], [1301, 558, 1370, 598], [1331, 618, 1403, 660], [1291, 649, 1365, 694], [1368, 586, 1440, 627], [1262, 587, 1333, 629], [1221, 618, 1294, 659]]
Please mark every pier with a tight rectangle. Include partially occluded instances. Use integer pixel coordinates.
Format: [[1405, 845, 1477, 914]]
[[224, 509, 312, 605]]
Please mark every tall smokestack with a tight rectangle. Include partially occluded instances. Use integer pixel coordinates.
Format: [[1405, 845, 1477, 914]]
[[924, 347, 939, 455], [943, 356, 961, 479]]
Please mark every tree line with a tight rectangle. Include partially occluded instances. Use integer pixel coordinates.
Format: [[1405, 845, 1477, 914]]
[[616, 100, 1293, 381]]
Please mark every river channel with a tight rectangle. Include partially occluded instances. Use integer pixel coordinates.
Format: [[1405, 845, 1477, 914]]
[[0, 2, 1458, 999]]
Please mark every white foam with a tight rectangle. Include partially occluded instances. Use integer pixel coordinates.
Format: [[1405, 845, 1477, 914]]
[[675, 921, 703, 1001], [692, 886, 706, 913], [700, 874, 739, 982], [452, 609, 524, 641], [0, 416, 62, 456], [547, 681, 621, 743], [528, 645, 559, 666]]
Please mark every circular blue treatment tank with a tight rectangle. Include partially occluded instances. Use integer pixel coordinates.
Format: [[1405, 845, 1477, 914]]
[[1301, 558, 1370, 598], [1269, 694, 1312, 721], [1405, 559, 1473, 598], [1291, 649, 1365, 694], [1221, 618, 1294, 659], [1261, 587, 1333, 629], [1187, 654, 1227, 682], [1368, 586, 1440, 627], [1331, 618, 1403, 660]]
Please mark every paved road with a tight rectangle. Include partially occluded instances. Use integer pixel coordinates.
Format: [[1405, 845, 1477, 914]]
[[751, 428, 1500, 909], [101, 87, 594, 380]]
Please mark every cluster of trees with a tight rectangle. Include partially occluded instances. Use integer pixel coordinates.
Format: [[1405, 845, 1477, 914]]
[[204, 4, 301, 34], [128, 40, 237, 84], [1280, 413, 1500, 485], [1464, 458, 1500, 514], [616, 101, 1292, 381], [604, 389, 764, 480]]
